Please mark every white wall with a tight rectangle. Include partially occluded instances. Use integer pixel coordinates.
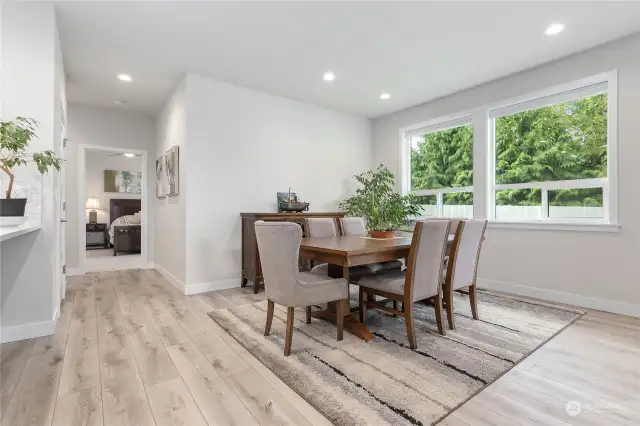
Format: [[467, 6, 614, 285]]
[[372, 33, 640, 315], [66, 104, 155, 270], [1, 3, 64, 341], [85, 150, 143, 224], [183, 74, 371, 291], [155, 80, 187, 286]]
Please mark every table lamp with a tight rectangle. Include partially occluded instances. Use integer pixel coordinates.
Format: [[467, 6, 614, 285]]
[[86, 197, 100, 223]]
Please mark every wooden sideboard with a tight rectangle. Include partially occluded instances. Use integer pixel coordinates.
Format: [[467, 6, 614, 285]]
[[240, 212, 344, 294]]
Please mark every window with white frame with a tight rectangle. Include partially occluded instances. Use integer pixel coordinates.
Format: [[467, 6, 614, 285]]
[[402, 71, 617, 229], [489, 79, 612, 223], [406, 117, 474, 218]]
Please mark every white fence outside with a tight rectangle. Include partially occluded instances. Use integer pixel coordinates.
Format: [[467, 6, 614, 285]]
[[419, 205, 604, 220]]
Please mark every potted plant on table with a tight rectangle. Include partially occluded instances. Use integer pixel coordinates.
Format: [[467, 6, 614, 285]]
[[339, 164, 422, 238], [0, 117, 61, 218]]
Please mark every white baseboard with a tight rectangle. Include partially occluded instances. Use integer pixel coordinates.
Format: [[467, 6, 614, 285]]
[[478, 278, 640, 318], [154, 265, 240, 296], [184, 278, 240, 296], [66, 267, 84, 276], [155, 264, 186, 294], [1, 319, 57, 343], [84, 254, 145, 273], [67, 262, 154, 277]]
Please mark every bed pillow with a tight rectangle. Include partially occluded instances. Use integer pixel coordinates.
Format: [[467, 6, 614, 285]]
[[128, 214, 142, 225]]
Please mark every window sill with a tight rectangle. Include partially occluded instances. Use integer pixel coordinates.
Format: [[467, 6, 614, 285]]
[[487, 220, 620, 233]]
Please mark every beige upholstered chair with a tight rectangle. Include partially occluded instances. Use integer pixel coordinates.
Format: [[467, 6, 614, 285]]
[[442, 219, 488, 330], [304, 217, 339, 237], [424, 218, 461, 264], [357, 220, 452, 349], [255, 221, 349, 356], [338, 217, 368, 236]]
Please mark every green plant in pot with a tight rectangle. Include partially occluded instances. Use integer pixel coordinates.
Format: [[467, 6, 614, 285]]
[[339, 164, 422, 238], [0, 117, 61, 217]]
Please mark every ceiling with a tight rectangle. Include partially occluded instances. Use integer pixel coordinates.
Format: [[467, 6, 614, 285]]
[[55, 2, 640, 118]]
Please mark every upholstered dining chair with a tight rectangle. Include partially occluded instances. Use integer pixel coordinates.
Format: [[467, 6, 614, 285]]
[[255, 221, 349, 356], [441, 219, 488, 330], [338, 217, 404, 308], [424, 218, 462, 265], [357, 220, 452, 349], [304, 217, 339, 238]]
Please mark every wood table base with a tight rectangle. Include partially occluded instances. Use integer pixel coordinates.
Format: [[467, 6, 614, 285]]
[[311, 308, 373, 342]]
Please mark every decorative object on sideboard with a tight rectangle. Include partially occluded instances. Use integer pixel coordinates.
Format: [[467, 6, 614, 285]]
[[165, 145, 179, 195], [104, 169, 142, 194], [0, 117, 61, 220], [339, 164, 422, 239], [277, 188, 310, 212], [86, 196, 101, 223], [156, 154, 166, 198]]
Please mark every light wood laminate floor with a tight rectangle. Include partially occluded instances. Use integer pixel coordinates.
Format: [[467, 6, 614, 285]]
[[1, 269, 639, 426]]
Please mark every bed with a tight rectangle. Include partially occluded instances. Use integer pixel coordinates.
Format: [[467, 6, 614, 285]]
[[109, 199, 142, 256]]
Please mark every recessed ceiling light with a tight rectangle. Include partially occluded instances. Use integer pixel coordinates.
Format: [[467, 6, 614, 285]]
[[380, 93, 391, 100], [323, 71, 336, 81], [123, 153, 135, 158], [117, 74, 132, 82], [545, 23, 565, 36]]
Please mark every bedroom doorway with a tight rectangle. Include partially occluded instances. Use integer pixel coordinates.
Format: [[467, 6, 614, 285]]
[[78, 145, 148, 272]]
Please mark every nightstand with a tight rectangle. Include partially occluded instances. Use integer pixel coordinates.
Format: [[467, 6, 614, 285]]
[[86, 223, 108, 249]]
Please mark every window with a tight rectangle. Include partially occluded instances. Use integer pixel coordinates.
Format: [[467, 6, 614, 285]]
[[490, 79, 611, 224], [401, 71, 617, 230], [406, 117, 474, 218]]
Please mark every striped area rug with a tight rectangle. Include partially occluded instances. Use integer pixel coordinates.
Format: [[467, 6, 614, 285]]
[[208, 290, 582, 425]]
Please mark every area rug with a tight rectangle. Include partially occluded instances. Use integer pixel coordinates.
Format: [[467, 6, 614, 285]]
[[208, 290, 583, 426]]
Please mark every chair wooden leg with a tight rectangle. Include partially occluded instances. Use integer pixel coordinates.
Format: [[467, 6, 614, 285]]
[[337, 299, 345, 341], [264, 299, 274, 336], [305, 306, 312, 325], [405, 301, 417, 349], [253, 276, 260, 294], [358, 287, 366, 323], [470, 284, 479, 320], [392, 300, 398, 316], [284, 307, 295, 356], [434, 293, 446, 335], [445, 283, 455, 330]]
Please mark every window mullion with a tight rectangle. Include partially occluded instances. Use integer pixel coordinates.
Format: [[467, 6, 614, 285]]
[[541, 189, 549, 221], [472, 108, 489, 220]]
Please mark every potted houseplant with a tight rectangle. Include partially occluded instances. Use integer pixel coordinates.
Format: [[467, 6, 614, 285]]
[[0, 117, 61, 217], [339, 164, 422, 238]]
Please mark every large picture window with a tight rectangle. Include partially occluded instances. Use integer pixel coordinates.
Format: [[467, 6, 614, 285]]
[[490, 81, 610, 223], [407, 117, 473, 218], [402, 71, 617, 230]]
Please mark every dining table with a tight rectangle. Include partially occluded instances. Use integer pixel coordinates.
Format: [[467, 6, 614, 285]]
[[300, 232, 456, 342], [300, 233, 414, 341]]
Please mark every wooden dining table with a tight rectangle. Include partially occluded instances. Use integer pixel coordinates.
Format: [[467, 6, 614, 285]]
[[299, 234, 413, 341]]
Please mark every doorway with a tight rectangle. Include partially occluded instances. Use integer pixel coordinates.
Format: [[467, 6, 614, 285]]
[[78, 145, 148, 272]]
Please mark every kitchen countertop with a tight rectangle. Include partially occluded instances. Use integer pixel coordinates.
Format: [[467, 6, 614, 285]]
[[0, 221, 42, 242]]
